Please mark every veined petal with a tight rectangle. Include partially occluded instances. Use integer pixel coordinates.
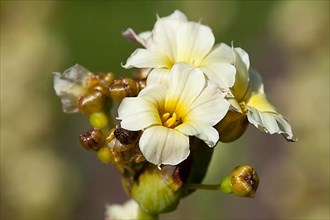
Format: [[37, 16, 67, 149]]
[[244, 70, 277, 113], [117, 98, 161, 131], [246, 93, 277, 113], [176, 22, 215, 65], [122, 28, 151, 47], [138, 84, 167, 110], [231, 47, 250, 101], [165, 63, 205, 113], [139, 126, 190, 165], [146, 68, 171, 86], [146, 15, 182, 62], [243, 69, 265, 99], [176, 122, 219, 147], [202, 43, 235, 65], [199, 62, 236, 91], [123, 48, 170, 69], [160, 10, 188, 22], [246, 106, 296, 141], [184, 82, 230, 125]]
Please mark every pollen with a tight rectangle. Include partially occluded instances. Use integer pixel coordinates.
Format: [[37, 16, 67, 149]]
[[161, 112, 181, 128]]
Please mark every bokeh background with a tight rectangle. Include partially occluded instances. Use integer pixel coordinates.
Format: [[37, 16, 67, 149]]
[[1, 1, 329, 219]]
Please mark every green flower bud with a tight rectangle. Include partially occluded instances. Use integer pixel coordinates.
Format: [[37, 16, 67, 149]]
[[215, 110, 249, 143], [97, 147, 113, 164], [77, 90, 105, 114], [109, 77, 138, 103], [131, 166, 182, 214], [89, 112, 108, 129], [231, 165, 259, 198], [79, 128, 105, 151]]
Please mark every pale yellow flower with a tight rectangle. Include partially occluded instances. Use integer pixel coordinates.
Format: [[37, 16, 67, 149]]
[[123, 10, 236, 92], [228, 47, 296, 141], [117, 63, 229, 165]]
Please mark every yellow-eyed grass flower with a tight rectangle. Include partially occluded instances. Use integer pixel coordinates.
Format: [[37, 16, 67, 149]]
[[219, 46, 296, 141], [117, 62, 229, 166], [122, 10, 236, 92]]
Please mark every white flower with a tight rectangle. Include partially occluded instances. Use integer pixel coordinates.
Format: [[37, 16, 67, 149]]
[[229, 47, 296, 141], [105, 199, 138, 220], [53, 64, 93, 113], [123, 10, 236, 91], [117, 62, 230, 165]]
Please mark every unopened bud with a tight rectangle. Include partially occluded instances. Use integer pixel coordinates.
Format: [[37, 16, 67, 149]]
[[89, 112, 108, 129], [215, 110, 249, 143], [109, 77, 138, 103], [97, 147, 113, 164], [114, 128, 140, 145], [79, 128, 105, 151], [77, 90, 105, 114], [131, 166, 181, 214], [231, 165, 259, 198]]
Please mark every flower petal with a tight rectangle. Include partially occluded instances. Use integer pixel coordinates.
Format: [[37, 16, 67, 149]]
[[138, 84, 167, 110], [165, 63, 206, 114], [123, 48, 170, 69], [246, 106, 296, 141], [199, 62, 236, 91], [202, 43, 235, 65], [231, 47, 250, 101], [176, 22, 215, 65], [122, 28, 151, 47], [184, 82, 230, 125], [146, 68, 171, 86], [176, 121, 219, 147], [139, 126, 190, 165], [117, 97, 161, 131]]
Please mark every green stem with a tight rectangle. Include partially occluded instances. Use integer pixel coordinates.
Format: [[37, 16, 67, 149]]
[[186, 183, 220, 191], [137, 206, 159, 220]]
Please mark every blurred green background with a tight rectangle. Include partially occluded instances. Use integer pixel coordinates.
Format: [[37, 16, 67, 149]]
[[1, 1, 329, 219]]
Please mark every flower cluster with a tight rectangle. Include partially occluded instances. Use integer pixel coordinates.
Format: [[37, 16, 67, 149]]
[[54, 10, 295, 220]]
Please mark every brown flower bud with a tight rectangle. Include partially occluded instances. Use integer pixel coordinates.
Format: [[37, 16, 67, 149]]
[[109, 77, 138, 103], [231, 165, 259, 198], [79, 128, 105, 151], [114, 128, 140, 145], [135, 79, 146, 92], [215, 110, 249, 143], [77, 90, 105, 115]]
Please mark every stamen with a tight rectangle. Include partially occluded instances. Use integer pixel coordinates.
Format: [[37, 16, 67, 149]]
[[161, 112, 181, 128], [161, 112, 171, 122]]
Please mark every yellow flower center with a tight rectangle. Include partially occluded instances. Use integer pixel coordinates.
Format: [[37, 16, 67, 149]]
[[161, 112, 181, 128]]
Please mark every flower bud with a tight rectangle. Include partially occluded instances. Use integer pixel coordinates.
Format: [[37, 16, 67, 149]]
[[89, 112, 108, 129], [130, 165, 182, 214], [79, 128, 105, 151], [215, 110, 249, 143], [231, 165, 259, 198], [114, 127, 140, 145], [77, 90, 105, 115], [109, 77, 138, 103], [97, 147, 113, 164]]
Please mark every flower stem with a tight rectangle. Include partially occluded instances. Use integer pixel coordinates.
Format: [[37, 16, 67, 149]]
[[137, 206, 159, 220], [186, 183, 220, 191]]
